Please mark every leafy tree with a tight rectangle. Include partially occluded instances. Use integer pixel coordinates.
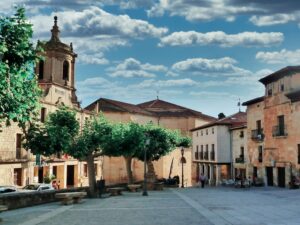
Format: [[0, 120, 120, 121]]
[[25, 107, 80, 156], [0, 7, 42, 128], [218, 112, 226, 119], [101, 122, 145, 184], [68, 115, 112, 196], [136, 124, 191, 179]]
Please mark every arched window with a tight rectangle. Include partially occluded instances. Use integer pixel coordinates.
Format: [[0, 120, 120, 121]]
[[63, 60, 69, 81], [38, 60, 44, 80]]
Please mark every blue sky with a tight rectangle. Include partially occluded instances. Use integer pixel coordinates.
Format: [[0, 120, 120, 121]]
[[2, 0, 300, 117]]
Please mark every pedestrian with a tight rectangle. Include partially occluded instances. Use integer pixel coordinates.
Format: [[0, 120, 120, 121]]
[[199, 173, 206, 188]]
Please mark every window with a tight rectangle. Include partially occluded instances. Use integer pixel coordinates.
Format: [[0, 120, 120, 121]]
[[206, 129, 208, 135], [200, 145, 204, 159], [63, 61, 69, 81], [298, 144, 300, 164], [240, 146, 244, 159], [205, 144, 209, 160], [278, 115, 285, 136], [53, 166, 57, 178], [16, 134, 22, 159], [258, 146, 263, 163], [256, 120, 262, 134], [84, 164, 88, 177], [210, 144, 215, 160], [280, 84, 284, 92], [195, 145, 199, 160], [196, 131, 198, 137], [41, 107, 46, 123], [201, 130, 203, 136], [38, 60, 44, 80], [212, 128, 214, 134], [267, 84, 273, 96], [240, 131, 244, 138]]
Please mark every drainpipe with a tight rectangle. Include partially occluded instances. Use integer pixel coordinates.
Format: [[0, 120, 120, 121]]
[[229, 128, 233, 179]]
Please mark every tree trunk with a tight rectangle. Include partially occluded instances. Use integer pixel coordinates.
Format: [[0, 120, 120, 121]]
[[124, 156, 134, 184], [87, 153, 97, 198], [146, 160, 157, 183]]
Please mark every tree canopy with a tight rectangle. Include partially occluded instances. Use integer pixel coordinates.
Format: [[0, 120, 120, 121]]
[[0, 7, 42, 126]]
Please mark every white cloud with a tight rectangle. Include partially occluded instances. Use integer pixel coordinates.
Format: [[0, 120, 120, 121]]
[[78, 53, 109, 65], [31, 7, 168, 39], [256, 49, 300, 65], [250, 14, 297, 26], [172, 57, 251, 76], [190, 91, 238, 99], [147, 0, 261, 22], [159, 31, 283, 47], [107, 58, 167, 78]]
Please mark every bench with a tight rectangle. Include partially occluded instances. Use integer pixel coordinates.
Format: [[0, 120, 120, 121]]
[[127, 184, 141, 192], [0, 205, 8, 222], [55, 192, 87, 205], [154, 182, 164, 191], [107, 187, 124, 196]]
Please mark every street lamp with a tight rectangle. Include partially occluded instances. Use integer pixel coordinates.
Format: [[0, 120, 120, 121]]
[[143, 139, 150, 196], [181, 147, 186, 188]]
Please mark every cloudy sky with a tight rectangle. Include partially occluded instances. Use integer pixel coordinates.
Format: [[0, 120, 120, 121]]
[[2, 0, 300, 117]]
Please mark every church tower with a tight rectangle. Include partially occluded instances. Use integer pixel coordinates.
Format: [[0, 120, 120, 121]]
[[36, 16, 80, 108]]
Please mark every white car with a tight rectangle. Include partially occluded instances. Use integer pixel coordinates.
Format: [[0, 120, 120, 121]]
[[22, 183, 55, 192]]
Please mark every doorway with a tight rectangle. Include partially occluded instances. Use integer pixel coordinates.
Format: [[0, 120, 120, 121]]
[[38, 167, 43, 183], [266, 167, 273, 186], [67, 165, 75, 187], [14, 168, 22, 186], [277, 167, 285, 188]]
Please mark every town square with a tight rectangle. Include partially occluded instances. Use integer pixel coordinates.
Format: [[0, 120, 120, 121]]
[[1, 1, 300, 225]]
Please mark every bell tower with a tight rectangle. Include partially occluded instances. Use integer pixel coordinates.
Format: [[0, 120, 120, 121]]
[[36, 16, 79, 108]]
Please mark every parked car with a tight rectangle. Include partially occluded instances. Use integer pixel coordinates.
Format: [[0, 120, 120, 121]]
[[22, 183, 55, 192], [0, 186, 18, 194]]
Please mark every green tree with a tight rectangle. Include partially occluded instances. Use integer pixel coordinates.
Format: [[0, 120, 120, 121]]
[[68, 115, 112, 197], [137, 123, 191, 179], [101, 122, 146, 184], [0, 7, 42, 128], [25, 107, 80, 156]]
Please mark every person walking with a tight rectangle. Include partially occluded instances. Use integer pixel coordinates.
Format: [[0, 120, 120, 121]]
[[199, 173, 206, 188]]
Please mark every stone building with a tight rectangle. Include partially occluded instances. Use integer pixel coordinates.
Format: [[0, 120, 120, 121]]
[[191, 112, 246, 185], [243, 66, 300, 187], [0, 17, 103, 188], [85, 98, 216, 186]]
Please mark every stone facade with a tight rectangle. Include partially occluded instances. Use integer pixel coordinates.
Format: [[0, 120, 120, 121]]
[[243, 66, 300, 187]]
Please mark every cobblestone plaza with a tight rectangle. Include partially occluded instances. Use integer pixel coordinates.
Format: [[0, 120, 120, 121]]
[[2, 187, 300, 225]]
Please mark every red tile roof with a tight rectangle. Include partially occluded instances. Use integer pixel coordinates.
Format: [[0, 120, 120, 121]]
[[85, 98, 216, 120], [138, 99, 216, 120], [190, 111, 246, 131]]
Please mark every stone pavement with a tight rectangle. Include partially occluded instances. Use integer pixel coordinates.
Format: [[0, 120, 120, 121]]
[[2, 187, 300, 225]]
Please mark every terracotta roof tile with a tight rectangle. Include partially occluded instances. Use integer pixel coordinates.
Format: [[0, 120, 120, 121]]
[[191, 111, 246, 131]]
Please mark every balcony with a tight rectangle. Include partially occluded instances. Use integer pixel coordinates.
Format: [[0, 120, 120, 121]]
[[272, 125, 288, 137], [251, 129, 264, 141], [194, 152, 199, 160], [210, 151, 215, 161], [204, 151, 209, 160], [235, 156, 244, 163], [200, 151, 204, 160]]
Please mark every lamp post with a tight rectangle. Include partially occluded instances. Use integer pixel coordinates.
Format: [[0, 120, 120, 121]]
[[143, 139, 150, 196], [181, 147, 186, 188]]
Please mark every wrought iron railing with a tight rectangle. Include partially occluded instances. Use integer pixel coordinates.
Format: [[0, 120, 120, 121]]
[[272, 125, 287, 137], [251, 129, 264, 141]]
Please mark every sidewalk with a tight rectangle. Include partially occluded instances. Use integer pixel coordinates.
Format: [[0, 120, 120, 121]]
[[2, 187, 300, 225]]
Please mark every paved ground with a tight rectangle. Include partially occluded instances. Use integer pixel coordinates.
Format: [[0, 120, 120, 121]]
[[2, 186, 300, 225]]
